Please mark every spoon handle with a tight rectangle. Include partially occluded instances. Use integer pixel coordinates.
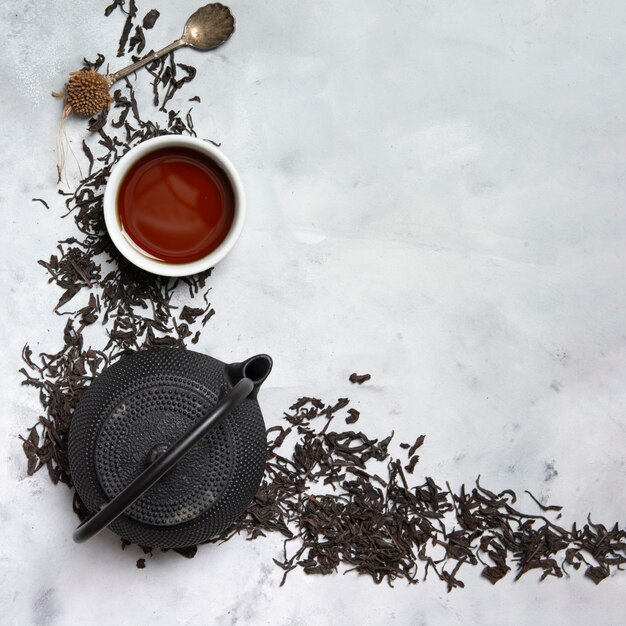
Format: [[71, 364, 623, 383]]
[[107, 38, 186, 85]]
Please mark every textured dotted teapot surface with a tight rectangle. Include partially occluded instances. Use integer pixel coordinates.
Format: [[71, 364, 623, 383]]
[[68, 349, 267, 548]]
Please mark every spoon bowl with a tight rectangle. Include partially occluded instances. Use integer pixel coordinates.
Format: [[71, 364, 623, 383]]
[[182, 3, 235, 50], [106, 3, 236, 85]]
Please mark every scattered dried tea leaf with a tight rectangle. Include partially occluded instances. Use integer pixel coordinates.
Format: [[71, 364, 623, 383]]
[[408, 434, 425, 457], [83, 54, 105, 71], [179, 305, 205, 324], [349, 373, 371, 384], [32, 198, 50, 209], [404, 454, 419, 474], [104, 0, 125, 17], [128, 25, 146, 54], [525, 490, 563, 512], [345, 408, 360, 424], [142, 9, 160, 29], [117, 0, 138, 57], [482, 564, 509, 585], [81, 140, 94, 176], [585, 565, 610, 585]]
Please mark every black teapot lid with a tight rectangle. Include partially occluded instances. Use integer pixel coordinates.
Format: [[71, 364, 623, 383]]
[[68, 348, 271, 548], [95, 382, 233, 526]]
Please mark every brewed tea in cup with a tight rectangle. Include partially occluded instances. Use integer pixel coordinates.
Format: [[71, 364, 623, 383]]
[[104, 135, 245, 276]]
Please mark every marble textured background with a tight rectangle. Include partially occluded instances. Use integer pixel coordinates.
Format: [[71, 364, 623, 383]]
[[0, 0, 625, 624]]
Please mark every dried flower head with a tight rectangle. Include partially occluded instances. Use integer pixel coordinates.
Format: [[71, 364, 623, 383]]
[[65, 69, 111, 117], [52, 69, 112, 182]]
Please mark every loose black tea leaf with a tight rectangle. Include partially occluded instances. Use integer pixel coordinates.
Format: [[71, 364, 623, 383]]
[[481, 556, 509, 584], [88, 109, 108, 133], [142, 9, 160, 29], [349, 372, 371, 384], [128, 26, 146, 54], [585, 565, 610, 584], [404, 454, 419, 474], [32, 198, 50, 209], [408, 434, 425, 457], [81, 140, 95, 177], [83, 54, 106, 71], [345, 408, 360, 424], [104, 0, 125, 18], [525, 490, 563, 512], [176, 64, 197, 85], [136, 558, 146, 569], [117, 0, 138, 57]]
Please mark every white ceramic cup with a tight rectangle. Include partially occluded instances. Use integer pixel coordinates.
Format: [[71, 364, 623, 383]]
[[103, 135, 245, 277]]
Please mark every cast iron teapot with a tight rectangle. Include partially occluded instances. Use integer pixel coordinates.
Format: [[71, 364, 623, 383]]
[[68, 347, 272, 548]]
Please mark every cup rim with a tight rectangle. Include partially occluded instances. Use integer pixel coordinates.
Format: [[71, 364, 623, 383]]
[[103, 135, 245, 277]]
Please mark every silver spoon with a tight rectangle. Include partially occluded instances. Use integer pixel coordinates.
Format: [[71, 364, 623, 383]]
[[106, 3, 235, 86]]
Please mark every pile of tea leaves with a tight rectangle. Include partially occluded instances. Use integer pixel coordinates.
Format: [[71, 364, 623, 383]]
[[20, 1, 625, 590], [213, 395, 625, 589]]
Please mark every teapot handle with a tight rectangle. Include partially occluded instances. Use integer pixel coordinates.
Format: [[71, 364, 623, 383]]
[[72, 377, 255, 544]]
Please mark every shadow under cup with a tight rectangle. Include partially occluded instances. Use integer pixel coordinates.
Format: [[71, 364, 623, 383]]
[[104, 136, 245, 277]]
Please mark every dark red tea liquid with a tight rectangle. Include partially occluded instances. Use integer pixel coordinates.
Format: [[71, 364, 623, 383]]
[[117, 147, 235, 264]]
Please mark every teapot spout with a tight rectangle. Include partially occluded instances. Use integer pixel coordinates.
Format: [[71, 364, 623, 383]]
[[226, 354, 273, 399]]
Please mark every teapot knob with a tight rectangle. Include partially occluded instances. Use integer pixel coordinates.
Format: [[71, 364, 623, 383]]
[[145, 443, 169, 466]]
